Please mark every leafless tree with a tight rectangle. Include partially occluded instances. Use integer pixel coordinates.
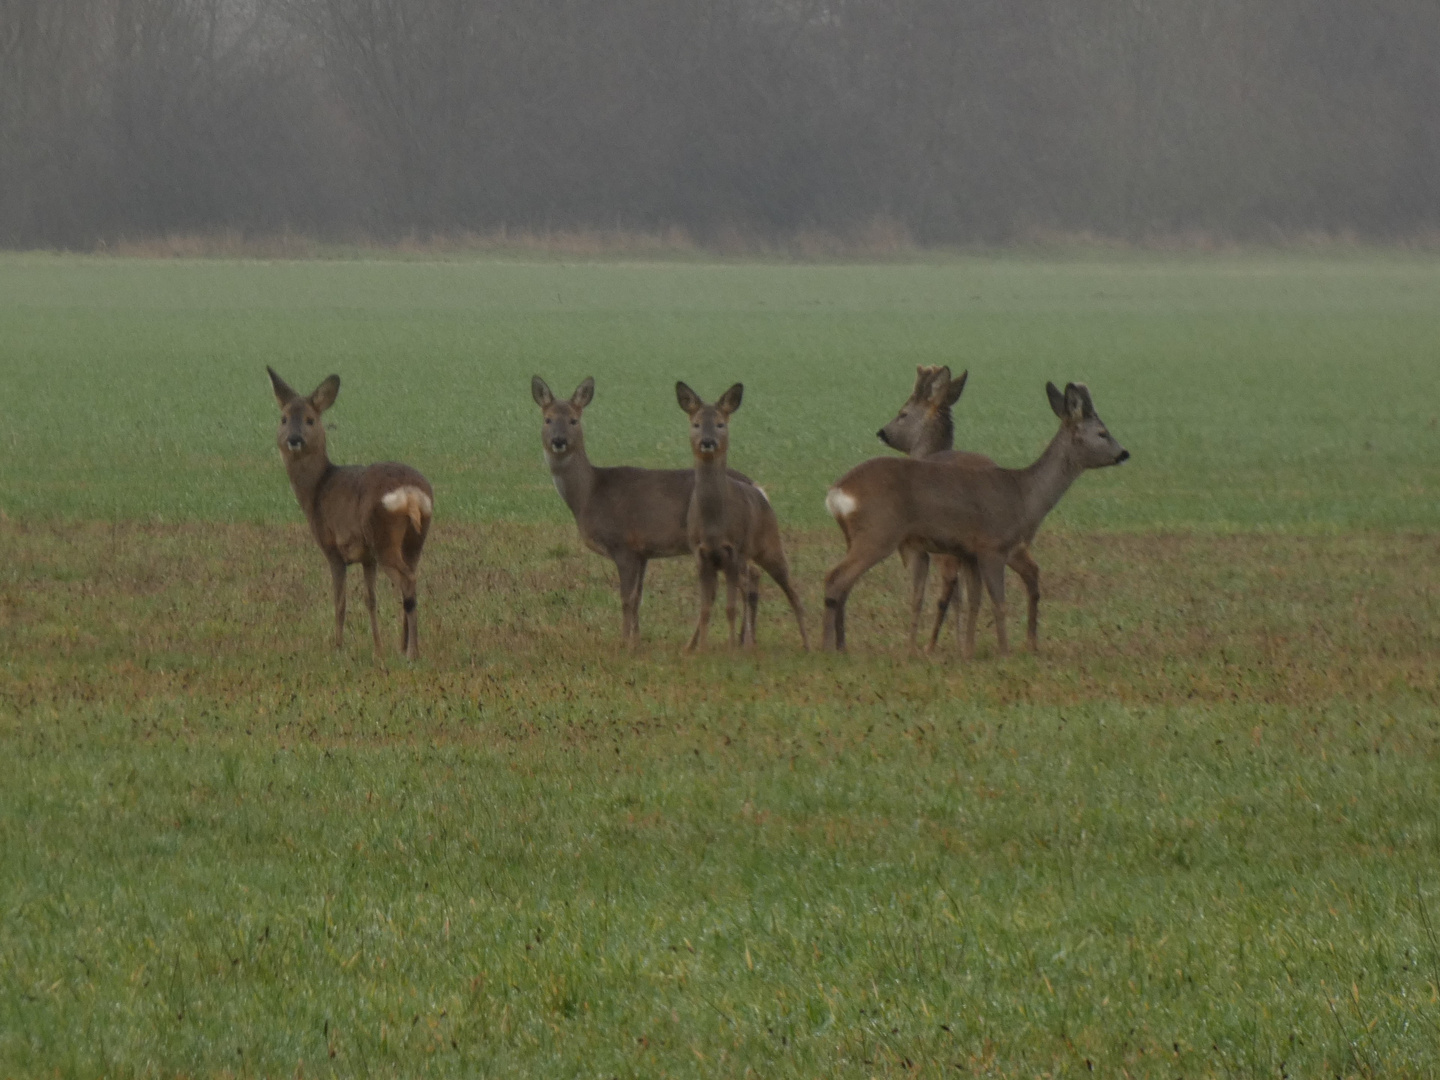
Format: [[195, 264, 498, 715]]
[[2, 0, 1437, 245]]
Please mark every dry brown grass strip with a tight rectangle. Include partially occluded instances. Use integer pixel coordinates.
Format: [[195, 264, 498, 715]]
[[3, 521, 1436, 734]]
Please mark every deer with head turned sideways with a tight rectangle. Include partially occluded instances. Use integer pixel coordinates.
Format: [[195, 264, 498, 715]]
[[876, 365, 1040, 652], [676, 381, 808, 652], [877, 364, 972, 650], [824, 381, 1128, 655], [877, 365, 968, 460], [532, 375, 758, 646], [266, 367, 433, 661]]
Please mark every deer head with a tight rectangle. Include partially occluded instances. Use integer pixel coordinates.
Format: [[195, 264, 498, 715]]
[[878, 365, 967, 455], [532, 376, 595, 462], [1045, 381, 1129, 468], [676, 381, 743, 462], [268, 367, 339, 464]]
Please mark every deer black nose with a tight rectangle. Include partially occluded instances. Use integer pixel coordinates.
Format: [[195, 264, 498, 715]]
[[550, 438, 568, 453], [1116, 449, 1130, 463], [699, 438, 718, 453], [877, 429, 890, 445], [287, 437, 304, 451]]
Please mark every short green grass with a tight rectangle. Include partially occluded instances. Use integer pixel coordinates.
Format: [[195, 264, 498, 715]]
[[2, 253, 1439, 1078], [3, 252, 1438, 529]]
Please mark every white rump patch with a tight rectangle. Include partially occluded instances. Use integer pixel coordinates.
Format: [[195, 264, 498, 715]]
[[382, 486, 433, 517], [825, 488, 858, 520]]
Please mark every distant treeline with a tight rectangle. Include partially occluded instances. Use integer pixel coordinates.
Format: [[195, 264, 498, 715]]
[[3, 0, 1437, 248]]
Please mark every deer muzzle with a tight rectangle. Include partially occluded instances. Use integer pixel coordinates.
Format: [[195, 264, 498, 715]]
[[1116, 449, 1130, 463], [287, 436, 305, 452], [549, 437, 569, 454]]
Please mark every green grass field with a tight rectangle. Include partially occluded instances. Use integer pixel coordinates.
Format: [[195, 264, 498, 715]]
[[2, 252, 1439, 1077]]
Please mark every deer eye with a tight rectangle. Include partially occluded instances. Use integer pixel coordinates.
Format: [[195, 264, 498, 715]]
[[569, 419, 577, 426], [899, 411, 908, 419], [306, 417, 314, 426]]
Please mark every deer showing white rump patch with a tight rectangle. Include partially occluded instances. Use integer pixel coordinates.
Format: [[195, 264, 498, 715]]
[[267, 366, 433, 661], [825, 488, 858, 520], [382, 486, 433, 531]]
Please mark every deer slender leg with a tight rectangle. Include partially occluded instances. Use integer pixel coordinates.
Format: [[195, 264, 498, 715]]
[[687, 554, 719, 653], [403, 530, 426, 660], [742, 564, 760, 646], [614, 552, 646, 646], [402, 524, 427, 573], [756, 550, 808, 651], [1009, 547, 1041, 654], [822, 608, 838, 652], [328, 554, 348, 650], [906, 545, 930, 651], [362, 559, 384, 661], [398, 521, 427, 659], [630, 560, 649, 644], [978, 554, 1008, 657], [962, 558, 983, 660], [382, 561, 419, 660], [952, 565, 966, 649], [822, 544, 893, 652], [927, 558, 959, 653], [723, 556, 742, 647]]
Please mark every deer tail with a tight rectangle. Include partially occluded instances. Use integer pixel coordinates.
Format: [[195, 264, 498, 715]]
[[381, 486, 433, 533]]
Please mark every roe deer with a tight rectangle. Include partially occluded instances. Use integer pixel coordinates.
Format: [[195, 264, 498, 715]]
[[878, 365, 971, 649], [267, 367, 433, 660], [876, 365, 1037, 651], [532, 375, 755, 646], [676, 382, 808, 651], [824, 381, 1127, 655]]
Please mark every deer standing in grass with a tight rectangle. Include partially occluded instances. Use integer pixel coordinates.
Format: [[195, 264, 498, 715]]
[[676, 382, 809, 652], [824, 381, 1127, 655], [267, 368, 433, 660], [532, 375, 758, 646], [876, 365, 1038, 651]]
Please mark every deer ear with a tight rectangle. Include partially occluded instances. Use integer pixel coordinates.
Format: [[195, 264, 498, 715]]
[[1046, 381, 1068, 418], [943, 369, 968, 408], [675, 381, 703, 415], [571, 377, 595, 409], [268, 367, 299, 409], [309, 374, 340, 413], [926, 366, 954, 404], [531, 376, 554, 408], [913, 365, 937, 400], [718, 383, 744, 415], [1063, 382, 1090, 420]]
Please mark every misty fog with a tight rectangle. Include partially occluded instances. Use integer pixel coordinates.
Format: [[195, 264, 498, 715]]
[[2, 0, 1436, 247]]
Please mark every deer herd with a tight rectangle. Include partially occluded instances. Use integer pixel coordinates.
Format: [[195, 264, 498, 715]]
[[268, 364, 1128, 662]]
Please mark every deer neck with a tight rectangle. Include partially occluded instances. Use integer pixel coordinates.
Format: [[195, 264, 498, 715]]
[[284, 449, 335, 527], [1018, 427, 1084, 530], [547, 443, 597, 518], [911, 410, 954, 458], [692, 448, 730, 544]]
